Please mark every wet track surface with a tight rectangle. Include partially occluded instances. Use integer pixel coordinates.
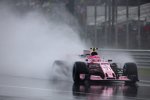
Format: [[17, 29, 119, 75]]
[[0, 76, 150, 100]]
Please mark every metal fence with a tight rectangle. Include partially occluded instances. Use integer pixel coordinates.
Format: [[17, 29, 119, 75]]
[[98, 49, 150, 67]]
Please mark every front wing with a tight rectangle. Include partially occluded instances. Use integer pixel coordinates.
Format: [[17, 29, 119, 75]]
[[80, 74, 134, 82]]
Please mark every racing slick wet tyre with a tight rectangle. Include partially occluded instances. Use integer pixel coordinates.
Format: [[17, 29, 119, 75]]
[[123, 63, 139, 84], [72, 62, 89, 84]]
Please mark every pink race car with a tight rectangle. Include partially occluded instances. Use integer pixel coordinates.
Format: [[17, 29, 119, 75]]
[[72, 48, 139, 84]]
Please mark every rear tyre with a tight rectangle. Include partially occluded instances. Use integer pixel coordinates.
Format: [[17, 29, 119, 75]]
[[123, 63, 139, 84], [51, 60, 69, 81], [72, 62, 89, 84]]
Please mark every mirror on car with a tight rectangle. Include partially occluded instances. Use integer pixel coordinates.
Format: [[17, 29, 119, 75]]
[[108, 59, 112, 62]]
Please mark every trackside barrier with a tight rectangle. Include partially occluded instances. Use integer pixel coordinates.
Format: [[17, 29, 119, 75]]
[[98, 49, 150, 68]]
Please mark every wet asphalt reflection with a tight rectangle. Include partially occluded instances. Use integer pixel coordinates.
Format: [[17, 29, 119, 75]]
[[0, 76, 150, 100]]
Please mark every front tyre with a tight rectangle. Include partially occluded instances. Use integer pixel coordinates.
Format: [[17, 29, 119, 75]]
[[72, 62, 88, 84], [123, 62, 139, 84]]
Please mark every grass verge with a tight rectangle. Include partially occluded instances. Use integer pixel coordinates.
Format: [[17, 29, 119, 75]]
[[138, 67, 150, 76]]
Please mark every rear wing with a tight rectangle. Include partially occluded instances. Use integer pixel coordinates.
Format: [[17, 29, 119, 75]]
[[83, 50, 91, 55]]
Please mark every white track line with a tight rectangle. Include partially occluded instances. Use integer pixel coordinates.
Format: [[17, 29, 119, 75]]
[[140, 80, 150, 83]]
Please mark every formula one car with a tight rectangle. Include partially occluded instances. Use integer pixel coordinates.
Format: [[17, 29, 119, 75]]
[[72, 48, 139, 84]]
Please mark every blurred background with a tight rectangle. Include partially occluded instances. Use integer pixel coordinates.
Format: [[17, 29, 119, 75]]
[[1, 0, 150, 49], [0, 1, 150, 100]]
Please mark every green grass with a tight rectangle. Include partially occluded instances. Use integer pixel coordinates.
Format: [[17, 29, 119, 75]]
[[138, 68, 150, 76]]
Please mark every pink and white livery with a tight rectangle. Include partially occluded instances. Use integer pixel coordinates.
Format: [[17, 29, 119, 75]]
[[73, 48, 139, 84]]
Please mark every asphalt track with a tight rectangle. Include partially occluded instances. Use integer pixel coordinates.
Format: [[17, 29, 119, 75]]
[[0, 75, 150, 100]]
